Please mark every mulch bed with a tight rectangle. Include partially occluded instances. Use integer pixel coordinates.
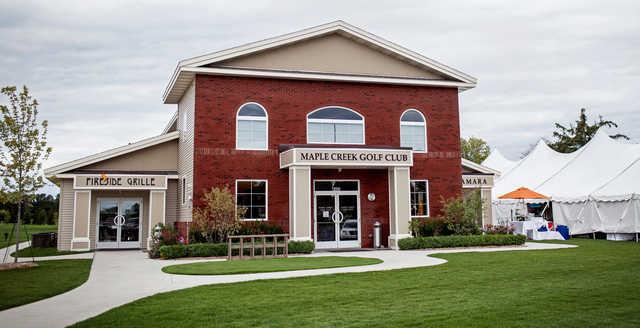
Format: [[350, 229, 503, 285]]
[[0, 262, 39, 271]]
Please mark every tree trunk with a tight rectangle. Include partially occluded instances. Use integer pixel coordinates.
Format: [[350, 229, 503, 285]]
[[14, 199, 22, 263]]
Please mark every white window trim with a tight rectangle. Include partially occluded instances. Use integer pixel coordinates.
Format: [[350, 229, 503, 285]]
[[410, 179, 430, 218], [235, 102, 268, 151], [181, 112, 188, 143], [235, 179, 268, 221], [181, 177, 187, 205], [306, 106, 365, 145], [400, 109, 427, 153]]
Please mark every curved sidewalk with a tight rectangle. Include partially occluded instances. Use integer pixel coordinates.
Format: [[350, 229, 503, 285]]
[[0, 242, 575, 327], [1, 241, 94, 263]]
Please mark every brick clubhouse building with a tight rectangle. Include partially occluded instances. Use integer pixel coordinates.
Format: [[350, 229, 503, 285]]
[[45, 21, 497, 251]]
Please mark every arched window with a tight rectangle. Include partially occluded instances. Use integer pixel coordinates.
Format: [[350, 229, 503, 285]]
[[400, 109, 426, 152], [236, 102, 268, 150], [307, 107, 364, 144]]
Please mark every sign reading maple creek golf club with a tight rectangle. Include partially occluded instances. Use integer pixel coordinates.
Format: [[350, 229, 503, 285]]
[[280, 148, 413, 168], [74, 174, 168, 190]]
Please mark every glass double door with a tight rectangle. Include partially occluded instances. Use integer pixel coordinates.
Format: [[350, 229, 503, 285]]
[[97, 198, 142, 249], [315, 190, 360, 249]]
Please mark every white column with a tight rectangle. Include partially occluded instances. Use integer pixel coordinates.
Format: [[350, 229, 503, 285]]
[[71, 190, 91, 251], [388, 167, 411, 249], [148, 190, 166, 249], [289, 166, 312, 241]]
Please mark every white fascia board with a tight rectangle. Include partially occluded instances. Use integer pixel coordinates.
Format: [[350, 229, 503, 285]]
[[461, 158, 500, 175], [162, 20, 477, 103], [162, 110, 178, 134], [44, 131, 179, 177]]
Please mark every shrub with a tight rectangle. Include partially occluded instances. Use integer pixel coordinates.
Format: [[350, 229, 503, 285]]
[[288, 240, 314, 254], [238, 221, 284, 235], [440, 193, 483, 235], [159, 244, 187, 259], [192, 186, 243, 243], [398, 234, 526, 250], [159, 243, 228, 259], [409, 217, 453, 237], [149, 223, 181, 259], [483, 224, 514, 235]]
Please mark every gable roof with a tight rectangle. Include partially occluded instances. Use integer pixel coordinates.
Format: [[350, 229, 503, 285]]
[[44, 131, 179, 178], [163, 20, 477, 104], [462, 158, 500, 176]]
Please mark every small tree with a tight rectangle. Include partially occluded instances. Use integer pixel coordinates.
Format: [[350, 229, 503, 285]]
[[460, 137, 490, 164], [549, 108, 629, 153], [192, 186, 243, 243], [0, 86, 51, 262], [440, 193, 482, 235]]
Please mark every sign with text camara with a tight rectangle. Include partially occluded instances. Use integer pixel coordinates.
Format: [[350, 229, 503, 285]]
[[74, 174, 168, 190], [280, 148, 413, 168]]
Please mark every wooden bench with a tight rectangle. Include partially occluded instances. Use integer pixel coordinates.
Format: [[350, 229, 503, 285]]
[[227, 234, 289, 260]]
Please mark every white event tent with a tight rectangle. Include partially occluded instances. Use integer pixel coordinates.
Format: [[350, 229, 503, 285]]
[[488, 130, 640, 237], [482, 148, 518, 176]]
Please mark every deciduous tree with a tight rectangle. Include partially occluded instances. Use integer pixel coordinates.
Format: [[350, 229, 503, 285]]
[[460, 137, 490, 164], [0, 86, 51, 261]]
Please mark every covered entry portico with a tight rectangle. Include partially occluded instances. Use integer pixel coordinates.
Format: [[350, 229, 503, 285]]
[[280, 145, 413, 249]]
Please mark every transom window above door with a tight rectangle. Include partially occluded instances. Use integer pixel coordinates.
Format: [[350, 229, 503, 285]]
[[236, 102, 268, 150], [307, 107, 364, 144], [400, 109, 427, 152]]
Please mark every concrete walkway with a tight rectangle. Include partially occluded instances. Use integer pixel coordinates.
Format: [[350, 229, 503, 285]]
[[0, 242, 575, 327], [1, 242, 94, 263]]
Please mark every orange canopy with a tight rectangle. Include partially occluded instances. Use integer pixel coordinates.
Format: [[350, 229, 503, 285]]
[[498, 187, 549, 200]]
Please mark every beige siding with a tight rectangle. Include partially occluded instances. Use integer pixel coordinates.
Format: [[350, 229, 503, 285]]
[[177, 81, 195, 221], [57, 179, 74, 251], [217, 33, 446, 80], [165, 179, 178, 226], [82, 140, 178, 172]]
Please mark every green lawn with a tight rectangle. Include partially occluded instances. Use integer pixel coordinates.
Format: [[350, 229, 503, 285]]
[[162, 256, 383, 275], [74, 240, 640, 327], [11, 247, 92, 258], [0, 259, 92, 311], [0, 223, 57, 247]]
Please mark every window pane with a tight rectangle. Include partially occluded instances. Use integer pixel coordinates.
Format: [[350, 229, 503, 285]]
[[237, 120, 267, 149], [251, 181, 266, 193], [308, 107, 362, 120], [335, 123, 363, 144], [401, 125, 425, 151], [410, 180, 429, 217], [251, 207, 267, 219], [308, 122, 335, 143], [236, 194, 251, 206], [237, 181, 252, 194], [238, 103, 266, 117], [314, 181, 333, 191], [401, 110, 425, 122]]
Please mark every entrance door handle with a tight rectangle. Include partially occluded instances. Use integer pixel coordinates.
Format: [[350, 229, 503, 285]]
[[119, 216, 126, 226], [113, 216, 120, 226], [335, 211, 344, 223]]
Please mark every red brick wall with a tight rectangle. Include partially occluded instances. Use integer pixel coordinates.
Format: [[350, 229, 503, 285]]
[[192, 75, 462, 242]]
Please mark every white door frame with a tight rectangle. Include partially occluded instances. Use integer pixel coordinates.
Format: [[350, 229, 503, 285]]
[[96, 197, 143, 249], [313, 180, 361, 249]]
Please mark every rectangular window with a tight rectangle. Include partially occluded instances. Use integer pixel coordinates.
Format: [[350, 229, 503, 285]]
[[308, 122, 363, 144], [237, 120, 267, 150], [410, 180, 429, 217], [181, 177, 187, 205], [236, 180, 267, 220], [401, 125, 426, 151]]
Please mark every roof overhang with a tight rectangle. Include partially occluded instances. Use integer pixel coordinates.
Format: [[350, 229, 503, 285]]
[[163, 20, 477, 104], [461, 158, 500, 176], [45, 131, 179, 178]]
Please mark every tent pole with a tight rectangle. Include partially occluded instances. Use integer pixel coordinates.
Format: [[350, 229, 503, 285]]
[[592, 232, 595, 240]]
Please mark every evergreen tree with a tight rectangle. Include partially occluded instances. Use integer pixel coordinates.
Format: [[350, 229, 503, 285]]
[[549, 108, 629, 153]]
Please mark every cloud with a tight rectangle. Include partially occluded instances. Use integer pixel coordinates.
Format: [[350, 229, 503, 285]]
[[1, 0, 638, 173]]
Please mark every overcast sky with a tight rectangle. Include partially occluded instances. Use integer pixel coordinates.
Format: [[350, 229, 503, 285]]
[[1, 0, 639, 191]]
